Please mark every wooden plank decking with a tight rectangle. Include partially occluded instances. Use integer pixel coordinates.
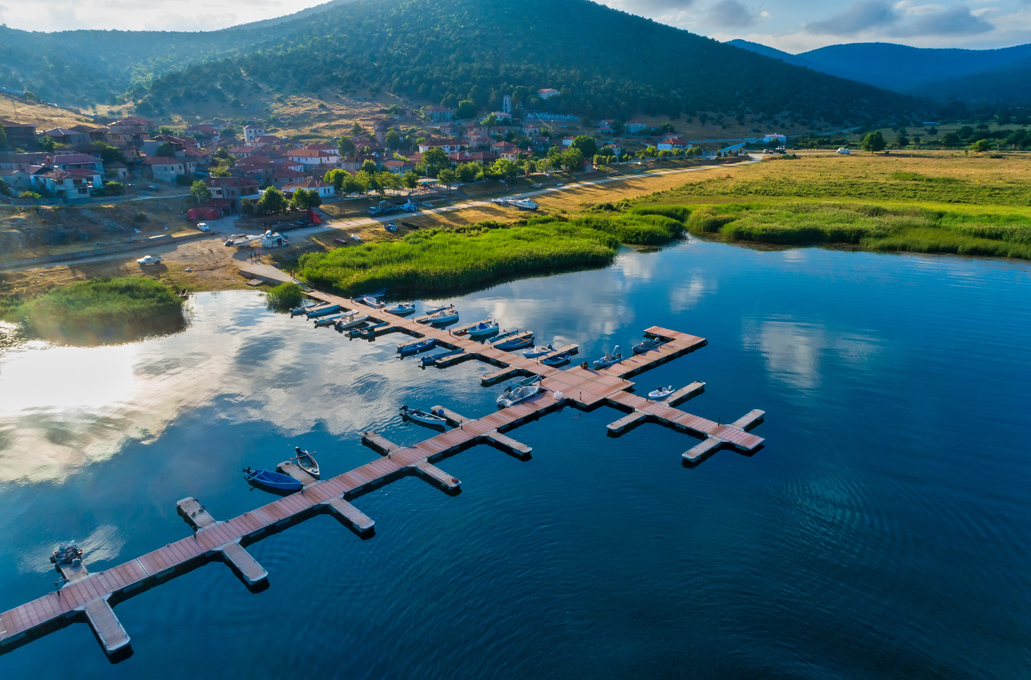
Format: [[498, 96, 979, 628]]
[[0, 294, 765, 662]]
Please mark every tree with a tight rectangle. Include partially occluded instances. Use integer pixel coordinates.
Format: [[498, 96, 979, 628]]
[[156, 142, 176, 158], [456, 100, 477, 119], [491, 158, 520, 181], [337, 136, 356, 157], [562, 148, 585, 171], [437, 168, 456, 193], [360, 159, 379, 174], [896, 135, 909, 148], [0, 125, 8, 150], [420, 147, 450, 177], [210, 165, 231, 178], [351, 122, 365, 136], [255, 187, 288, 215], [37, 135, 56, 152], [457, 162, 479, 184], [324, 168, 348, 191], [190, 180, 212, 205], [355, 170, 375, 194], [861, 130, 886, 152], [570, 135, 598, 158], [291, 188, 323, 210], [385, 129, 401, 150], [402, 171, 419, 190], [481, 113, 499, 127], [91, 141, 125, 165], [240, 198, 255, 217], [970, 139, 992, 152], [523, 159, 537, 174]]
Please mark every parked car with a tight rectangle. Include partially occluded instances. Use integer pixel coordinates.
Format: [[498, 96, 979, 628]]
[[196, 222, 210, 232], [137, 255, 163, 265]]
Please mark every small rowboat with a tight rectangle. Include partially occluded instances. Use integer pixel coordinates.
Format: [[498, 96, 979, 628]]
[[488, 329, 522, 344], [497, 384, 540, 408], [306, 304, 341, 319], [356, 321, 387, 338], [593, 346, 623, 369], [385, 302, 416, 316], [494, 335, 533, 351], [334, 314, 368, 331], [541, 351, 571, 366], [290, 303, 316, 317], [243, 467, 302, 494], [648, 386, 674, 400], [294, 447, 320, 479], [421, 306, 459, 325], [523, 343, 554, 358], [400, 405, 448, 428], [314, 312, 351, 328], [360, 295, 385, 308], [398, 338, 436, 355], [467, 319, 499, 337], [421, 348, 464, 366], [633, 337, 663, 354]]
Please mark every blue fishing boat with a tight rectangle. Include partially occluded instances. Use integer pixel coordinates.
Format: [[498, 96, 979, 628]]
[[385, 302, 416, 316], [494, 334, 533, 351], [523, 343, 554, 358], [306, 304, 341, 319], [632, 337, 663, 354], [593, 346, 623, 369], [467, 319, 499, 337], [289, 303, 316, 317], [243, 467, 302, 494], [421, 348, 464, 366], [541, 351, 571, 366], [421, 306, 459, 325], [398, 338, 436, 356]]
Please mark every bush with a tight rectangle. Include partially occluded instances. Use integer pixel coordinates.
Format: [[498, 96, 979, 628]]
[[18, 191, 43, 200], [266, 282, 304, 312], [133, 211, 149, 223]]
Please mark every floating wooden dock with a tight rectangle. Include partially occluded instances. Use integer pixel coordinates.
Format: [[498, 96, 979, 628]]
[[0, 291, 764, 662]]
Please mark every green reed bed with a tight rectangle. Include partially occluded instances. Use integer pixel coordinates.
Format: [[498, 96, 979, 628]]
[[16, 277, 187, 345]]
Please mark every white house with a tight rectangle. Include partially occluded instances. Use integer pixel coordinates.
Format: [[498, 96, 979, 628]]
[[419, 139, 466, 154], [244, 124, 267, 143], [289, 148, 340, 167], [625, 120, 648, 134], [284, 178, 336, 199], [32, 168, 101, 201], [657, 136, 690, 151], [141, 157, 194, 183]]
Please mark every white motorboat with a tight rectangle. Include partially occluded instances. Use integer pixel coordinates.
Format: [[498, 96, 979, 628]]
[[497, 384, 541, 409], [523, 343, 554, 358], [648, 385, 674, 400], [593, 346, 623, 369]]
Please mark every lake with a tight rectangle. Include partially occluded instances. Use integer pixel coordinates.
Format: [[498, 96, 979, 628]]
[[1, 238, 1029, 679]]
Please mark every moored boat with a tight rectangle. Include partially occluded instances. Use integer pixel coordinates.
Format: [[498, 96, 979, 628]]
[[497, 384, 541, 408], [243, 467, 302, 494], [400, 405, 449, 428], [305, 304, 341, 319], [290, 303, 316, 317], [421, 348, 464, 366], [334, 314, 368, 331], [488, 329, 522, 344], [467, 319, 499, 337], [494, 334, 533, 351], [313, 312, 348, 328], [356, 321, 388, 338], [385, 302, 416, 316], [294, 447, 320, 479], [593, 346, 623, 369], [523, 343, 554, 358], [542, 351, 571, 366], [421, 306, 459, 325], [648, 385, 674, 400], [360, 295, 385, 308], [398, 338, 436, 355], [632, 337, 663, 354]]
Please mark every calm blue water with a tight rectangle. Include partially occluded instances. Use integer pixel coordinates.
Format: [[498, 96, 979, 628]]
[[1, 239, 1030, 679]]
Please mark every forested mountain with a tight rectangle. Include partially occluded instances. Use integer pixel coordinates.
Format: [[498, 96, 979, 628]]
[[728, 39, 1031, 104], [1, 0, 920, 125]]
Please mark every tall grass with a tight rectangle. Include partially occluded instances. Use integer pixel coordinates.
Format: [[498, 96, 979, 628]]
[[16, 277, 187, 345], [299, 220, 620, 296]]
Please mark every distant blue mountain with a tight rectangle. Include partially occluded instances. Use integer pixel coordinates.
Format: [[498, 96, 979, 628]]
[[727, 39, 1031, 103]]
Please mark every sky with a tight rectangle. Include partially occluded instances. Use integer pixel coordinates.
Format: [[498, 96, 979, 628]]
[[0, 0, 1028, 52]]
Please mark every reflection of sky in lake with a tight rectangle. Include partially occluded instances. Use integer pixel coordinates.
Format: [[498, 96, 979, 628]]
[[1, 238, 1031, 680]]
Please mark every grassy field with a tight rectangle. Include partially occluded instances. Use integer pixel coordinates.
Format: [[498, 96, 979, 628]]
[[298, 214, 683, 296], [632, 152, 1031, 260], [13, 277, 187, 345]]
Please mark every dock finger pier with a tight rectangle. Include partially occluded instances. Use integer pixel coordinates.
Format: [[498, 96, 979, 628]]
[[0, 292, 766, 662]]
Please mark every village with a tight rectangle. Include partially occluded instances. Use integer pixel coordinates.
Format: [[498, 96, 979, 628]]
[[0, 89, 785, 220]]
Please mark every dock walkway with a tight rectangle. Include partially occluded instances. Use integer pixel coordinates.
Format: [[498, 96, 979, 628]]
[[0, 292, 764, 662]]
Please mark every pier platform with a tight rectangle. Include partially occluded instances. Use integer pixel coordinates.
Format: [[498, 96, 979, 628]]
[[0, 291, 765, 662]]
